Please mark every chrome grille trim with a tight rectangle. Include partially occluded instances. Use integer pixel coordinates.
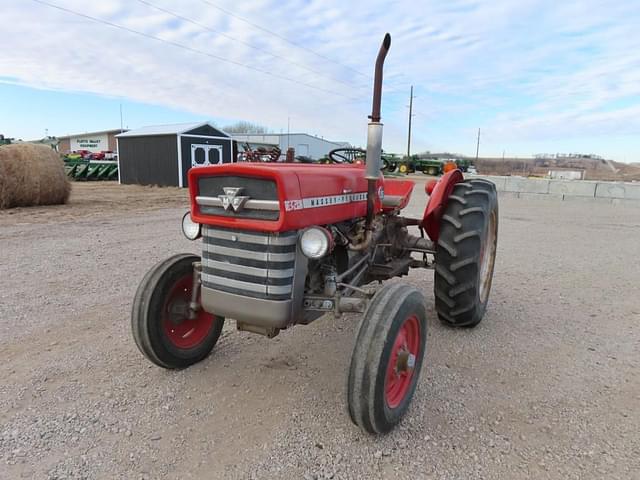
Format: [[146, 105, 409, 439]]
[[196, 196, 279, 211], [204, 259, 294, 278], [203, 227, 297, 245], [203, 243, 296, 262], [201, 225, 298, 301], [202, 273, 293, 295]]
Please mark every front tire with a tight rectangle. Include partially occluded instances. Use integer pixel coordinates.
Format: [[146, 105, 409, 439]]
[[434, 179, 498, 327], [132, 254, 225, 369], [347, 283, 427, 434]]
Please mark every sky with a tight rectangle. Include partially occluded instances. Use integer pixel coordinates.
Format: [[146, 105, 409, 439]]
[[1, 0, 639, 162]]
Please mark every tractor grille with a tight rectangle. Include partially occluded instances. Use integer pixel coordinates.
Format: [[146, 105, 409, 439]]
[[201, 225, 297, 301], [196, 176, 280, 220]]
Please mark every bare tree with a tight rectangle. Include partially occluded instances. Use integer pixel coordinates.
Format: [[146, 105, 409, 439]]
[[222, 121, 270, 134]]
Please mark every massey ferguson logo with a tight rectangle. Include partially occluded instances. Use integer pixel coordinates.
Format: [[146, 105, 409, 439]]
[[219, 187, 250, 212]]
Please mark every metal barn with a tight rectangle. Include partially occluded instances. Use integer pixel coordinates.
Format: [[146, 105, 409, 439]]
[[231, 133, 350, 160], [116, 122, 234, 187]]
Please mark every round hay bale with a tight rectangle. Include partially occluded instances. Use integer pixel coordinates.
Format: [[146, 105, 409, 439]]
[[0, 143, 71, 209]]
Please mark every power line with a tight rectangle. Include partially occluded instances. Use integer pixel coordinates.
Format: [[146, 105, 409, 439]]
[[135, 0, 366, 91], [198, 0, 371, 79], [32, 0, 360, 100]]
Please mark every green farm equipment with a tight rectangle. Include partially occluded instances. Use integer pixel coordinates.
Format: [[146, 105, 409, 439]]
[[322, 148, 403, 175], [395, 155, 474, 176], [455, 158, 472, 172], [64, 159, 118, 181], [410, 156, 444, 176], [380, 152, 402, 172]]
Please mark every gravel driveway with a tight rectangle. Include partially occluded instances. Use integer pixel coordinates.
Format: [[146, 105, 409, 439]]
[[1, 183, 638, 479]]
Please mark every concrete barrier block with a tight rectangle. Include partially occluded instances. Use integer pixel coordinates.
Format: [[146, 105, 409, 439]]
[[474, 175, 507, 191], [519, 192, 563, 201], [487, 176, 507, 191], [475, 176, 640, 203], [612, 198, 640, 205], [595, 182, 640, 200], [561, 195, 608, 204], [548, 180, 597, 197], [505, 176, 550, 194], [627, 185, 640, 200]]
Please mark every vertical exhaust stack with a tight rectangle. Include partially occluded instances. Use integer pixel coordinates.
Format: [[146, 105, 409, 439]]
[[365, 33, 391, 229], [365, 33, 391, 179]]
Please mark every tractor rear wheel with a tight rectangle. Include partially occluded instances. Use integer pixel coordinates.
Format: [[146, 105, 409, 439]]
[[347, 283, 427, 434], [132, 254, 225, 369], [434, 179, 498, 327]]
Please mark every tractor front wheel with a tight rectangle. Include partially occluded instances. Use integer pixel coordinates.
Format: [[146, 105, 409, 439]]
[[132, 254, 225, 369], [434, 179, 498, 327], [347, 283, 427, 434]]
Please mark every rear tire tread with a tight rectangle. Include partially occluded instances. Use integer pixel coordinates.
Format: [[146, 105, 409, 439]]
[[459, 206, 486, 217], [447, 194, 467, 205], [434, 179, 498, 328], [442, 215, 462, 229], [437, 238, 458, 257]]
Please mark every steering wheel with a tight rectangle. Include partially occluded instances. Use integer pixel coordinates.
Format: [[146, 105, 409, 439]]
[[328, 148, 366, 164]]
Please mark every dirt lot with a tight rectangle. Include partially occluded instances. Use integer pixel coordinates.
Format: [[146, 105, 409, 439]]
[[1, 181, 639, 479]]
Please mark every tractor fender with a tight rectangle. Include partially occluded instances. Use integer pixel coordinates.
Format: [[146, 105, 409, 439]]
[[421, 169, 464, 242]]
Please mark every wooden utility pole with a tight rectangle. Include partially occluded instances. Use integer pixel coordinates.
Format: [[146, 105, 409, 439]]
[[475, 128, 481, 161], [406, 85, 415, 159]]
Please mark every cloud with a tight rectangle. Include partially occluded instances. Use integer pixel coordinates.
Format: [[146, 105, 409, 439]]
[[1, 0, 639, 160]]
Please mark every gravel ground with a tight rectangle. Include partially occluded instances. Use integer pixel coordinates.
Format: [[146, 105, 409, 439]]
[[1, 182, 639, 479]]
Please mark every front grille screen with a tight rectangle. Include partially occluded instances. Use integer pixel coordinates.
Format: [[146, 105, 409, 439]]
[[197, 175, 279, 220]]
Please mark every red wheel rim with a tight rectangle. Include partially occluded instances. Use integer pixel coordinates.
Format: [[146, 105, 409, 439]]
[[162, 274, 214, 349], [385, 314, 421, 409]]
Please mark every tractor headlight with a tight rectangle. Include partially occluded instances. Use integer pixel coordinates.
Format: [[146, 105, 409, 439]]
[[181, 211, 201, 240], [299, 227, 332, 259]]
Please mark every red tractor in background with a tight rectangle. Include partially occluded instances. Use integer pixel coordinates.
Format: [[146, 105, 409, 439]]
[[132, 34, 498, 434]]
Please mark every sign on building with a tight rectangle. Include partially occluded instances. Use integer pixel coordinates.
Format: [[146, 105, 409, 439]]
[[70, 134, 109, 152]]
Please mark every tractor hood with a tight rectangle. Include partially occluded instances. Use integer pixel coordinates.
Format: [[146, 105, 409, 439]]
[[188, 163, 383, 232]]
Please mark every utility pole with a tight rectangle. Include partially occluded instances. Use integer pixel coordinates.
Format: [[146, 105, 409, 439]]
[[287, 116, 290, 150], [120, 103, 124, 133], [406, 85, 415, 159], [475, 128, 481, 161]]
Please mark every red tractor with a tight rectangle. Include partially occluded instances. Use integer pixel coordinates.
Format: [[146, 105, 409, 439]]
[[132, 34, 498, 434]]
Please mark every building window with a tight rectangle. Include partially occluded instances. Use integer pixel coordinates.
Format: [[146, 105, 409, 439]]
[[208, 148, 220, 165], [191, 144, 223, 167], [194, 147, 206, 165]]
